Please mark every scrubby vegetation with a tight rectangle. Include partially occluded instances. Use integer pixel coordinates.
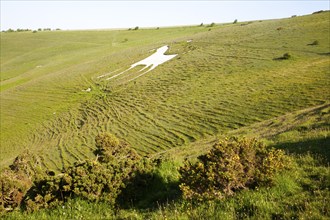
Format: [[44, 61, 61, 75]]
[[1, 12, 329, 171], [179, 138, 288, 201], [0, 133, 153, 213], [1, 11, 329, 219], [1, 135, 329, 219], [273, 52, 292, 60], [0, 136, 287, 215], [2, 128, 330, 219]]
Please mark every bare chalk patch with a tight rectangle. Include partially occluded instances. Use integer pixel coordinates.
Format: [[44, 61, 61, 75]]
[[98, 45, 177, 82], [97, 68, 122, 79], [82, 88, 91, 92]]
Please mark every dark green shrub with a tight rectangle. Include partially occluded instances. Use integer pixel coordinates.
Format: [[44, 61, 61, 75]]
[[95, 132, 140, 163], [24, 133, 145, 212], [233, 19, 238, 24], [24, 160, 125, 212], [309, 40, 319, 46], [95, 132, 120, 154], [9, 150, 44, 179], [0, 150, 43, 213], [179, 137, 288, 201], [209, 22, 216, 27], [0, 169, 32, 212], [117, 158, 181, 209], [282, 53, 291, 59], [274, 53, 292, 60], [134, 26, 139, 30]]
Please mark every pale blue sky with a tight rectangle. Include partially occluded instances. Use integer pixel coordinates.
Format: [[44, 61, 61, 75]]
[[1, 1, 329, 31]]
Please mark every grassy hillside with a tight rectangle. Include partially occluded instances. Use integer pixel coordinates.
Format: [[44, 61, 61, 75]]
[[0, 26, 211, 167], [3, 91, 329, 220], [1, 12, 329, 171], [156, 102, 329, 163]]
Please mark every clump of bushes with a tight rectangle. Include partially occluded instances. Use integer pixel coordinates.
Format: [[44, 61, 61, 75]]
[[0, 133, 152, 214], [23, 133, 146, 212], [0, 169, 32, 212], [0, 150, 43, 212], [24, 160, 129, 212], [179, 137, 289, 201], [1, 135, 290, 214], [94, 132, 140, 163]]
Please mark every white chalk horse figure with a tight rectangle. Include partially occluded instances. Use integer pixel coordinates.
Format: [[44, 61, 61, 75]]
[[101, 45, 177, 81]]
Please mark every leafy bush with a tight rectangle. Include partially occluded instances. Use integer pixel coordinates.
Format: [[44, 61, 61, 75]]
[[9, 150, 44, 179], [209, 23, 216, 27], [117, 158, 180, 209], [95, 132, 140, 163], [282, 53, 291, 59], [0, 150, 43, 213], [24, 160, 123, 212], [179, 137, 288, 201], [23, 133, 146, 212], [0, 169, 32, 212]]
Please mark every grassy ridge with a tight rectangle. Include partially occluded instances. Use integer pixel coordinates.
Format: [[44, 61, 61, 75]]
[[1, 12, 329, 170]]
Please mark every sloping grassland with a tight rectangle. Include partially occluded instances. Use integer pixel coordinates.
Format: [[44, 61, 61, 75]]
[[1, 12, 329, 171]]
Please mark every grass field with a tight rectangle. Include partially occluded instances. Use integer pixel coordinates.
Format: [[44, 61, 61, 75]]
[[1, 12, 329, 173], [3, 91, 330, 219]]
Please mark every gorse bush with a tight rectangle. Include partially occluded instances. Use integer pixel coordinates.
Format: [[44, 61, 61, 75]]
[[117, 158, 180, 209], [95, 132, 140, 163], [0, 133, 152, 213], [1, 135, 290, 214], [0, 150, 43, 213], [24, 160, 132, 212], [179, 137, 289, 201], [0, 169, 32, 212], [9, 150, 44, 179]]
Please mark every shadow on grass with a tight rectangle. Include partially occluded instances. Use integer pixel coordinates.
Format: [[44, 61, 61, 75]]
[[317, 52, 330, 56], [273, 137, 330, 163], [116, 171, 181, 210]]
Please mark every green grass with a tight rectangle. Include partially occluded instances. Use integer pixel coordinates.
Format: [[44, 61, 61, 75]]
[[1, 12, 329, 172], [0, 26, 213, 168], [3, 95, 330, 219], [2, 12, 330, 219], [2, 100, 330, 218], [3, 156, 329, 219]]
